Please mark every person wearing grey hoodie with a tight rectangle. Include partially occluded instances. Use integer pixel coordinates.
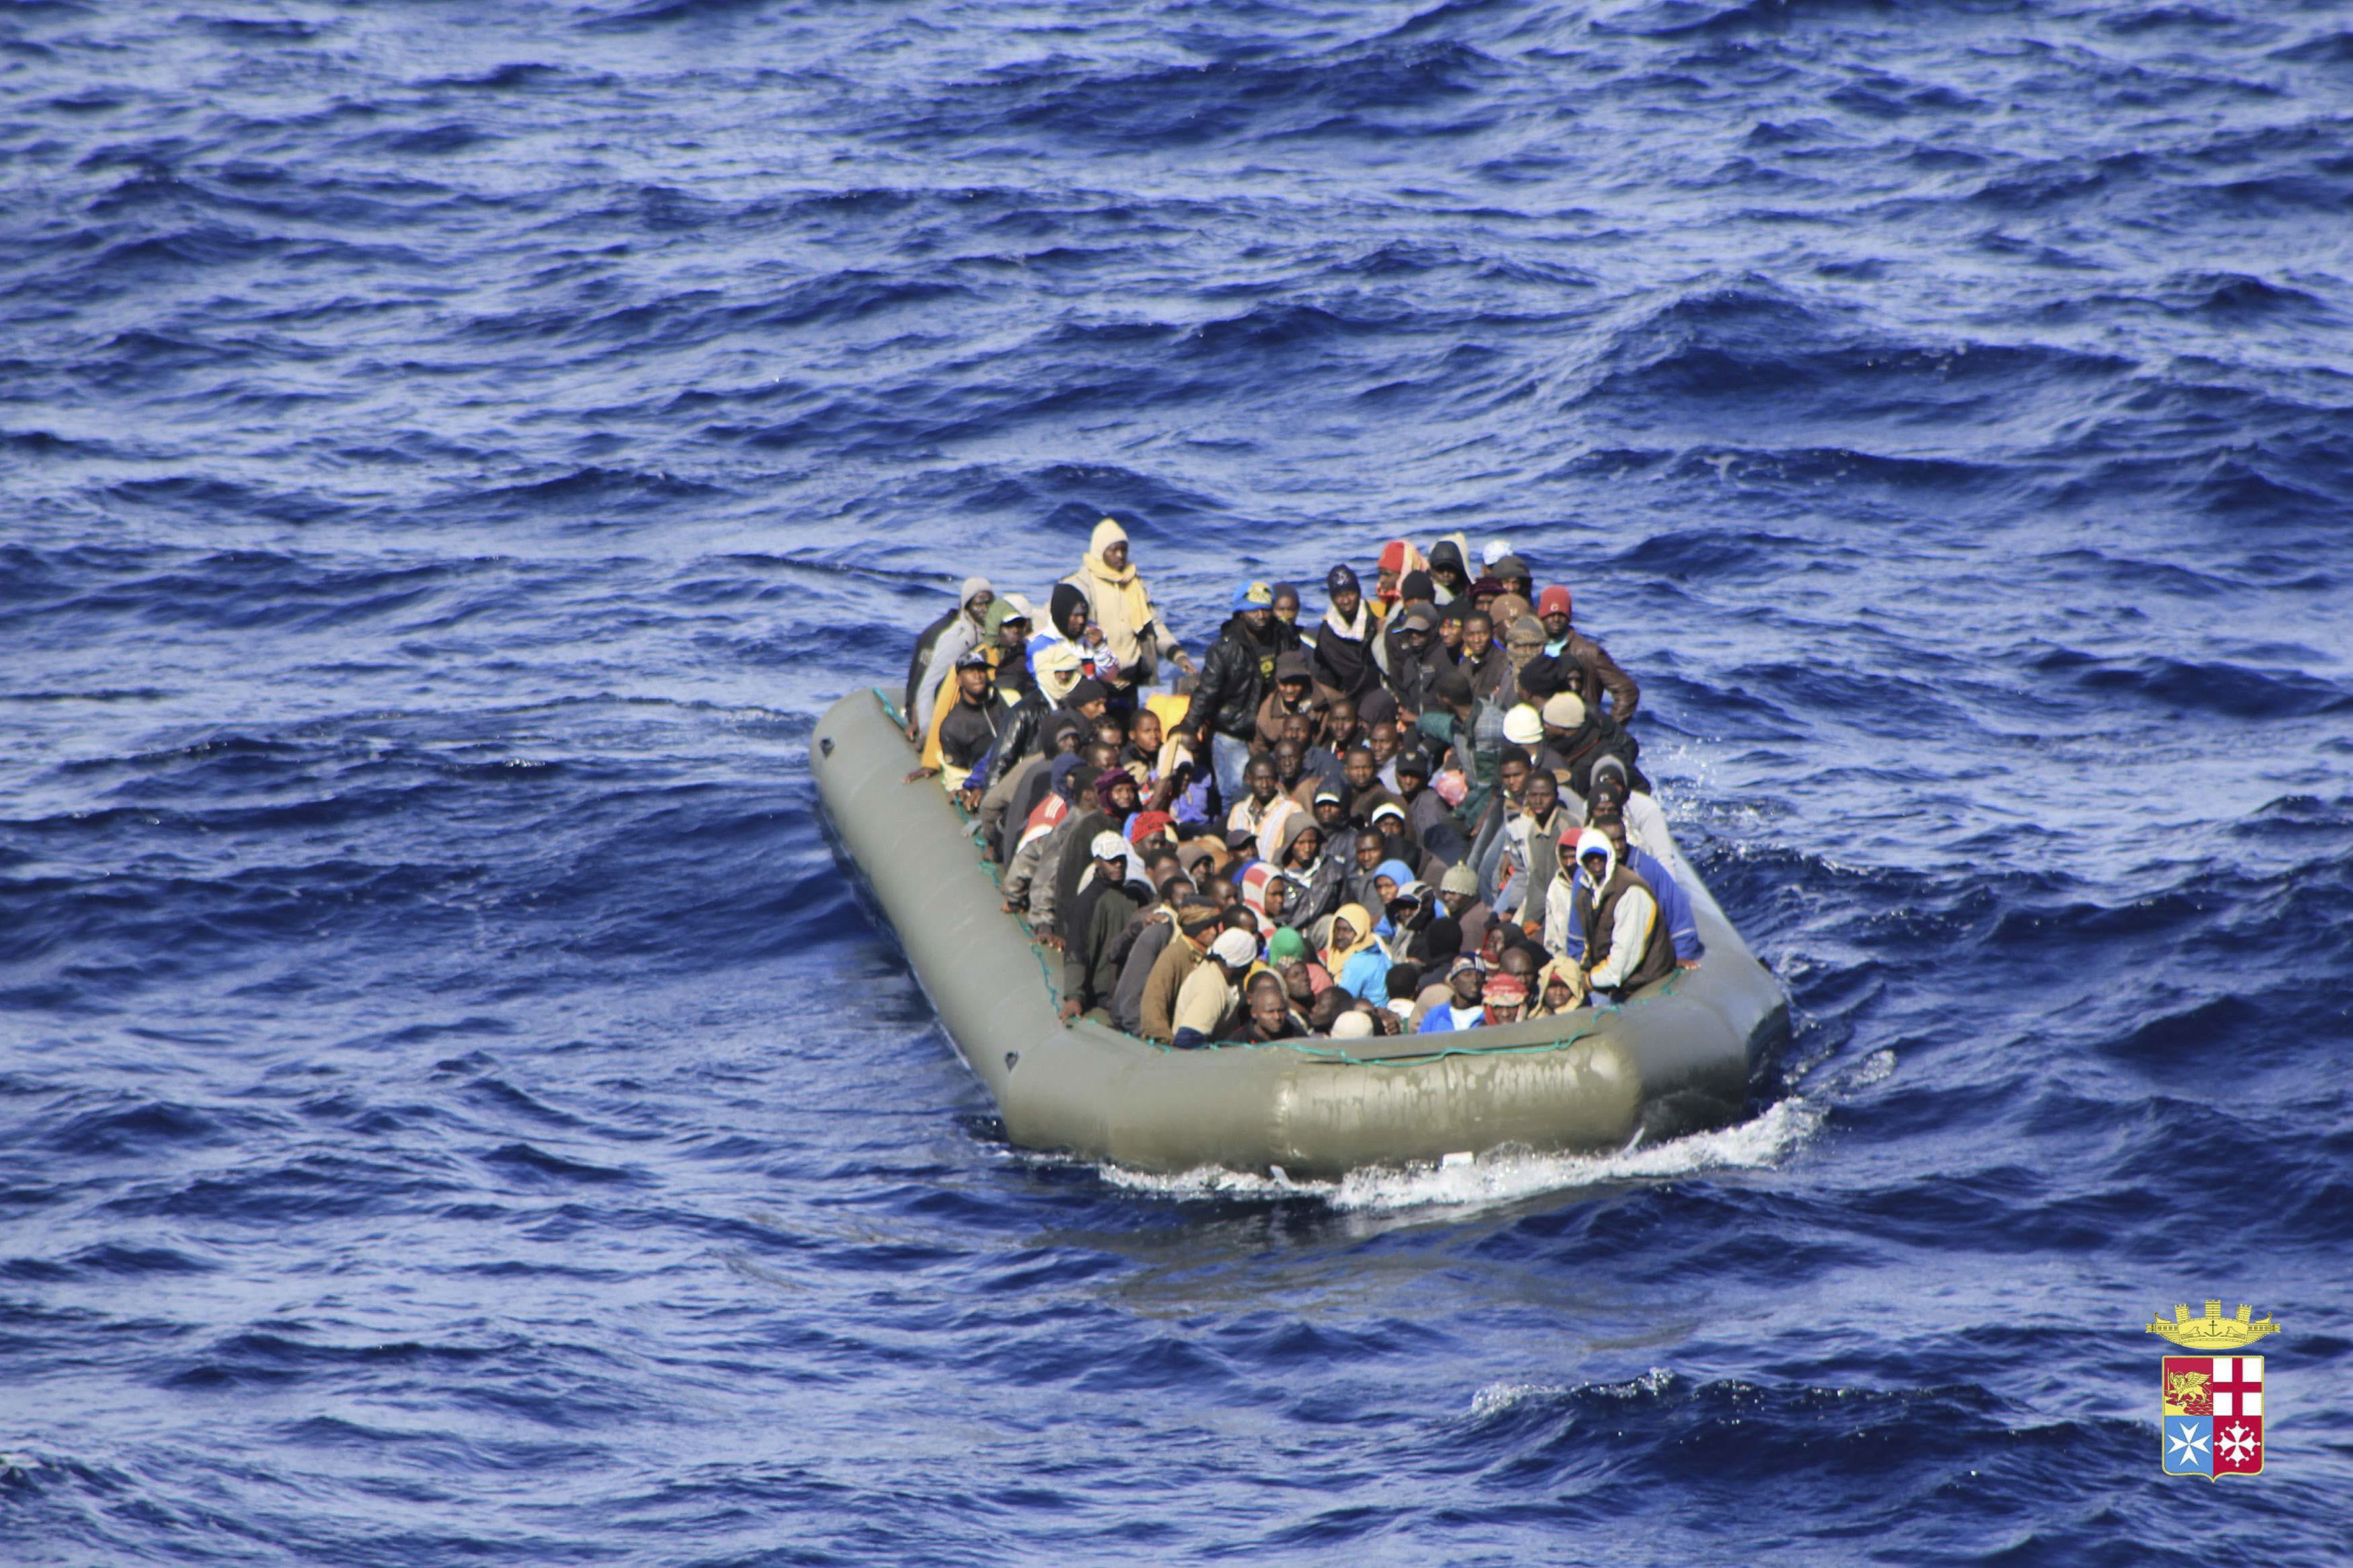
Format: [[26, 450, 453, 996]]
[[908, 577, 995, 739]]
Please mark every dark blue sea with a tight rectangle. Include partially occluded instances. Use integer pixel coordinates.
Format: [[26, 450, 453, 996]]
[[5, 1, 2350, 1561]]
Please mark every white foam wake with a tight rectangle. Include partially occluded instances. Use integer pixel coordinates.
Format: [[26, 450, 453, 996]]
[[1096, 1094, 1822, 1213], [1467, 1368, 1675, 1419]]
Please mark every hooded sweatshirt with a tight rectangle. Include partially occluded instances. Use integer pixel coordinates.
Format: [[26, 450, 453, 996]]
[[1322, 901, 1390, 1006], [1000, 755, 1088, 918], [904, 605, 960, 719], [1499, 800, 1568, 923], [1252, 796, 1307, 866], [1064, 867, 1146, 1014], [1027, 582, 1122, 688], [1426, 535, 1474, 605], [1109, 907, 1176, 1035], [1279, 815, 1347, 929], [1544, 829, 1675, 994], [1237, 862, 1285, 927], [1364, 858, 1416, 932], [1061, 518, 1180, 682], [1546, 828, 1703, 965], [911, 599, 992, 735], [1528, 955, 1587, 1018], [1373, 540, 1427, 616]]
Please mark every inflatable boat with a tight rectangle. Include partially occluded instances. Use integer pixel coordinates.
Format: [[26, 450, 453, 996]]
[[813, 686, 1787, 1179]]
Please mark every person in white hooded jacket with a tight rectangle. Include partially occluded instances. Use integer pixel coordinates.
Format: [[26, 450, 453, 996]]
[[1543, 827, 1677, 1002]]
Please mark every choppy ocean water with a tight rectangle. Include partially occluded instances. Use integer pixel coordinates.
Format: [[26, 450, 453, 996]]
[[4, 0, 2350, 1561]]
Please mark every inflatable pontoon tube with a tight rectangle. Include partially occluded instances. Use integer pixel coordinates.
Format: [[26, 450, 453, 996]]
[[813, 688, 1786, 1180]]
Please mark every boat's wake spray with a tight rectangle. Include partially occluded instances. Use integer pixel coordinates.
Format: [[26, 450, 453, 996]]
[[1091, 1092, 1825, 1213]]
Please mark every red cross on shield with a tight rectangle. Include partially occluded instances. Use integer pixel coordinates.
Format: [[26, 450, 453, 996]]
[[2208, 1356, 2264, 1475]]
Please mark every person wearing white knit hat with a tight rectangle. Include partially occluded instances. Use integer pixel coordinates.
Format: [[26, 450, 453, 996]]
[[1170, 927, 1259, 1048], [1540, 690, 1586, 732], [1529, 690, 1585, 778], [1535, 687, 1669, 847]]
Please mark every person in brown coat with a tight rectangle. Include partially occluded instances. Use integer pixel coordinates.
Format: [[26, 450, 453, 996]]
[[1253, 650, 1323, 751], [1139, 902, 1224, 1043], [1520, 585, 1639, 720]]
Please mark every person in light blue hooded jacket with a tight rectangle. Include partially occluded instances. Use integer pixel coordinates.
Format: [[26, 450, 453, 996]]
[[1321, 902, 1390, 1007]]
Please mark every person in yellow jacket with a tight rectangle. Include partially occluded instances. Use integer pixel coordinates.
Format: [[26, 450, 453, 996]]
[[1062, 518, 1195, 700]]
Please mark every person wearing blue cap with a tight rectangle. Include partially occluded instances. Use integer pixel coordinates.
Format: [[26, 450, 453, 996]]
[[1178, 581, 1300, 804]]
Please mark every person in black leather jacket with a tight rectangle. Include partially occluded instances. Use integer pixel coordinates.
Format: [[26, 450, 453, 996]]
[[1179, 581, 1300, 800], [976, 647, 1096, 796]]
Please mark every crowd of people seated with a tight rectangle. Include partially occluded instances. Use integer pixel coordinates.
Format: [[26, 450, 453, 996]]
[[900, 518, 1702, 1047]]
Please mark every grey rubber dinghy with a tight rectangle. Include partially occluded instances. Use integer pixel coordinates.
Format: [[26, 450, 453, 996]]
[[813, 688, 1788, 1180]]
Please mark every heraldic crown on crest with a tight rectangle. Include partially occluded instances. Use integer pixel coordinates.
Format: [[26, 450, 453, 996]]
[[2145, 1300, 2280, 1350]]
